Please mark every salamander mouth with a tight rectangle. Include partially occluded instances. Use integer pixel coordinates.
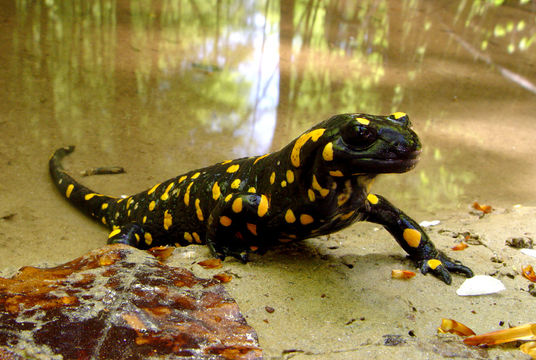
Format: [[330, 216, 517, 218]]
[[351, 150, 421, 174]]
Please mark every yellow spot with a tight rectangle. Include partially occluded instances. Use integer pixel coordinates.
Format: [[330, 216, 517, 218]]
[[270, 172, 275, 184], [340, 210, 355, 220], [101, 217, 107, 225], [232, 198, 243, 213], [108, 228, 121, 239], [149, 201, 156, 211], [312, 175, 329, 197], [192, 232, 201, 243], [221, 159, 232, 165], [427, 259, 442, 270], [160, 182, 175, 201], [184, 182, 194, 206], [281, 180, 287, 188], [403, 228, 422, 248], [178, 175, 187, 183], [117, 198, 124, 203], [329, 170, 344, 177], [220, 216, 232, 227], [250, 246, 258, 252], [391, 112, 407, 119], [163, 210, 172, 230], [142, 216, 147, 224], [290, 128, 326, 167], [65, 184, 74, 198], [184, 232, 193, 242], [195, 199, 204, 221], [231, 179, 241, 189], [84, 193, 102, 201], [285, 209, 296, 223], [367, 193, 379, 205], [253, 153, 269, 165], [286, 170, 294, 184], [356, 117, 370, 125], [147, 183, 160, 195], [101, 203, 109, 210], [134, 234, 140, 243], [300, 214, 314, 225], [308, 189, 316, 202], [127, 210, 131, 217], [337, 180, 352, 206], [212, 182, 221, 200], [247, 223, 257, 236], [126, 197, 134, 208], [258, 195, 269, 217], [224, 194, 233, 202], [144, 232, 153, 246], [248, 187, 256, 193], [191, 172, 201, 179], [322, 142, 334, 161], [227, 164, 240, 173]]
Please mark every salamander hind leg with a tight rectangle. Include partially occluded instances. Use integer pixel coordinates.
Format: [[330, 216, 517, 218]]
[[206, 193, 271, 263]]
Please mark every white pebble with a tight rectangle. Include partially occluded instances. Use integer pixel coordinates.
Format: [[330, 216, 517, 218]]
[[456, 275, 506, 296], [520, 249, 536, 258], [419, 220, 440, 227]]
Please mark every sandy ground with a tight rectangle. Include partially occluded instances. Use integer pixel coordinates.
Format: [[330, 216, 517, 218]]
[[159, 205, 536, 359]]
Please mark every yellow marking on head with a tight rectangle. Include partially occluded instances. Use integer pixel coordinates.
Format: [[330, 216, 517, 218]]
[[248, 187, 256, 193], [212, 182, 221, 200], [142, 216, 147, 224], [148, 201, 156, 211], [322, 142, 334, 161], [195, 198, 204, 221], [191, 172, 201, 179], [101, 217, 107, 225], [221, 159, 232, 165], [65, 184, 74, 198], [290, 128, 326, 167], [224, 194, 233, 202], [285, 209, 296, 223], [312, 175, 329, 197], [160, 182, 175, 201], [232, 198, 243, 213], [192, 232, 201, 243], [356, 117, 370, 125], [329, 170, 344, 177], [220, 216, 232, 227], [281, 180, 287, 188], [163, 210, 172, 230], [308, 189, 316, 202], [108, 228, 121, 239], [340, 210, 355, 220], [391, 112, 407, 120], [227, 164, 240, 173], [403, 228, 422, 248], [253, 153, 269, 165], [184, 182, 194, 206], [247, 223, 257, 236], [147, 183, 160, 195], [286, 170, 295, 184], [367, 193, 379, 205], [144, 232, 153, 246], [269, 172, 275, 184], [258, 195, 269, 217], [231, 179, 241, 189], [300, 214, 314, 225], [178, 175, 187, 183], [101, 203, 109, 210], [184, 232, 193, 242], [427, 259, 442, 270]]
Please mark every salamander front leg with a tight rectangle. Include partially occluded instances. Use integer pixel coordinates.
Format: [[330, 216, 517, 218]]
[[363, 193, 474, 284]]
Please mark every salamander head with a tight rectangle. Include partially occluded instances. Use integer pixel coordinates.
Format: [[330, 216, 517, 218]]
[[311, 112, 422, 175]]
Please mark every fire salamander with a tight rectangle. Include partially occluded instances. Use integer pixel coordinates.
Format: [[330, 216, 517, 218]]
[[50, 112, 473, 284]]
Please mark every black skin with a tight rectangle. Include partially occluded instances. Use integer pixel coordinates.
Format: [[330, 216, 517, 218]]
[[49, 112, 473, 284]]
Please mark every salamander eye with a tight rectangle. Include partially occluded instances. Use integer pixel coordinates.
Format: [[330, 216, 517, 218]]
[[341, 124, 377, 149]]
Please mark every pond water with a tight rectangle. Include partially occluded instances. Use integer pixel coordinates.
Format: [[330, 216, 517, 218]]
[[0, 0, 535, 270]]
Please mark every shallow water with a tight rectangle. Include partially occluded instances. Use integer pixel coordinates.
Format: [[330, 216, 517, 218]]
[[0, 0, 535, 270]]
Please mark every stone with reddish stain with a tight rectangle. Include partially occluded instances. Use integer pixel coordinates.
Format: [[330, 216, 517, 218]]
[[0, 244, 262, 360]]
